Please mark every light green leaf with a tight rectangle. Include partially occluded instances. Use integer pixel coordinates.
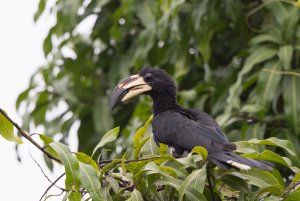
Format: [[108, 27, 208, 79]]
[[278, 45, 293, 70], [49, 142, 81, 190], [92, 127, 120, 157], [240, 168, 284, 194], [76, 152, 99, 172], [284, 190, 300, 201], [106, 176, 119, 193], [255, 61, 282, 106], [250, 28, 282, 45], [178, 164, 207, 201], [68, 192, 81, 201], [133, 116, 153, 159], [131, 189, 144, 201], [283, 74, 300, 135], [79, 162, 102, 201], [227, 46, 277, 110], [247, 137, 295, 156], [0, 112, 23, 144], [191, 146, 208, 160], [242, 150, 292, 167], [101, 186, 113, 201], [39, 134, 59, 159]]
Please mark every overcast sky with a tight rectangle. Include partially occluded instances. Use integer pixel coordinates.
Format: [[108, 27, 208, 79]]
[[0, 1, 64, 200]]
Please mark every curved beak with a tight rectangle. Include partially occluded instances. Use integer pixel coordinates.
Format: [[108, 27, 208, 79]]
[[110, 75, 152, 111]]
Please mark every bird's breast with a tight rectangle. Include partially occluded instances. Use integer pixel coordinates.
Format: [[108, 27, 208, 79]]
[[152, 110, 182, 145]]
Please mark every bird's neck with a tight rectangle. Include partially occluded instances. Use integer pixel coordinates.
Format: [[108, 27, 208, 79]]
[[150, 92, 179, 116]]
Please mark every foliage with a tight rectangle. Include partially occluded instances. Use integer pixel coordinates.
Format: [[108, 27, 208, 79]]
[[1, 113, 300, 200], [2, 0, 300, 200]]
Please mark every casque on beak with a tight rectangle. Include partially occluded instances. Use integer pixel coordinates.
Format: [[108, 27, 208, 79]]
[[110, 74, 152, 111]]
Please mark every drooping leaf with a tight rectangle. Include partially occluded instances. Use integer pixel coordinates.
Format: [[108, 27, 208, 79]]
[[92, 127, 120, 157], [283, 74, 300, 135], [0, 112, 23, 144], [49, 142, 81, 190], [79, 162, 102, 201], [278, 45, 293, 70]]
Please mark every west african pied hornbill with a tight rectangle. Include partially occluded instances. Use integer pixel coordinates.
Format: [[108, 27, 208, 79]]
[[110, 67, 273, 171]]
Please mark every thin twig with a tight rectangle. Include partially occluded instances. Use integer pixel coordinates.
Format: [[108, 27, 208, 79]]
[[29, 152, 66, 191], [39, 173, 66, 201], [0, 108, 61, 163], [98, 154, 182, 168]]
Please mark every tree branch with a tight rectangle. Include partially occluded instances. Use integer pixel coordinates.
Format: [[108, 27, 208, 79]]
[[39, 173, 65, 201], [0, 108, 61, 163]]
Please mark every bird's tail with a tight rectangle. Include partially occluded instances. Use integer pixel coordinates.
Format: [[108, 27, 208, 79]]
[[208, 151, 273, 171]]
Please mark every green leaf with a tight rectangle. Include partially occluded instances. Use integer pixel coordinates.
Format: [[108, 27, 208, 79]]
[[106, 176, 119, 193], [68, 192, 81, 201], [92, 127, 120, 157], [255, 61, 282, 106], [0, 112, 23, 144], [76, 152, 99, 172], [219, 172, 249, 193], [178, 164, 207, 201], [79, 162, 102, 201], [101, 186, 113, 201], [43, 30, 53, 56], [240, 168, 284, 195], [49, 142, 81, 190], [284, 190, 300, 201], [278, 45, 293, 70], [242, 150, 292, 167], [159, 143, 167, 155], [131, 189, 144, 201], [227, 46, 277, 110], [191, 146, 208, 160], [247, 137, 295, 156], [16, 86, 34, 110], [133, 116, 153, 159], [39, 134, 59, 159], [283, 74, 300, 135], [34, 0, 46, 22], [250, 28, 282, 45]]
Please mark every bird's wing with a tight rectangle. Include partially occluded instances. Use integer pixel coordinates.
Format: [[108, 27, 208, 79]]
[[152, 111, 236, 152], [178, 109, 229, 143]]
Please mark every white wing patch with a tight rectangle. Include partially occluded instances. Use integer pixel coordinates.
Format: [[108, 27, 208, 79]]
[[227, 160, 251, 170]]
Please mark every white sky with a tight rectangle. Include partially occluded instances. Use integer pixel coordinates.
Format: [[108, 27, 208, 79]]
[[0, 1, 64, 200]]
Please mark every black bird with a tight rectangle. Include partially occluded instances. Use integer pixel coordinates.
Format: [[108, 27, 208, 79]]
[[110, 67, 273, 171]]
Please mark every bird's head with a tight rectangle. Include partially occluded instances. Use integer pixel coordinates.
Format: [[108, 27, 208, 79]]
[[110, 67, 176, 111]]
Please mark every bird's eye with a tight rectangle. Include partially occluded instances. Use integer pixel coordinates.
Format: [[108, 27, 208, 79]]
[[144, 73, 153, 81]]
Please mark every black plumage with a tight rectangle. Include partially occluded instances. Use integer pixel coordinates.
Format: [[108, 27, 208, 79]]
[[110, 67, 273, 171]]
